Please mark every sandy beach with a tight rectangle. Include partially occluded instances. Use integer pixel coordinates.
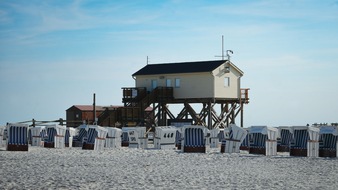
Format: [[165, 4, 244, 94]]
[[0, 146, 337, 190]]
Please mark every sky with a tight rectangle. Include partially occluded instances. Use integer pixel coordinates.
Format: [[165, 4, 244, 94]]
[[1, 0, 338, 127]]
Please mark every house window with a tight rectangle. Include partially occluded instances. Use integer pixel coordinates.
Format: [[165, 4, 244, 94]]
[[224, 77, 230, 87], [151, 79, 157, 90], [166, 79, 172, 87], [175, 78, 180, 88]]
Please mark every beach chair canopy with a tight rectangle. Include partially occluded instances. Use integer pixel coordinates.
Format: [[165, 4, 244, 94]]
[[229, 124, 248, 142], [291, 126, 320, 141], [106, 127, 123, 138], [319, 126, 338, 136], [249, 126, 278, 140], [86, 125, 108, 139], [30, 126, 45, 137], [46, 124, 67, 136], [210, 128, 220, 138], [155, 126, 177, 139]]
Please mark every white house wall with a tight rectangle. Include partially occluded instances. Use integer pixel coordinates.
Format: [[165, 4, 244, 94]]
[[212, 66, 241, 99], [134, 63, 242, 99], [135, 73, 214, 99]]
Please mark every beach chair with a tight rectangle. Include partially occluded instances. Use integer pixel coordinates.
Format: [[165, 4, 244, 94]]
[[72, 124, 87, 147], [105, 127, 122, 148], [44, 124, 67, 148], [277, 126, 293, 152], [319, 126, 338, 157], [65, 127, 76, 147], [249, 126, 278, 156], [181, 125, 209, 153], [6, 123, 29, 151], [31, 126, 45, 146], [125, 127, 147, 149], [154, 126, 177, 150], [221, 124, 248, 153], [239, 128, 250, 151], [82, 125, 108, 150], [121, 129, 129, 147], [0, 126, 7, 148], [290, 126, 320, 157], [209, 128, 220, 148], [174, 127, 184, 150]]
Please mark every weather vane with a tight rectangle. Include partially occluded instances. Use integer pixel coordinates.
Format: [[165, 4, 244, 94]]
[[215, 35, 233, 61]]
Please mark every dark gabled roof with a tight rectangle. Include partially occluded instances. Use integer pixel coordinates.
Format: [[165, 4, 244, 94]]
[[132, 60, 227, 76]]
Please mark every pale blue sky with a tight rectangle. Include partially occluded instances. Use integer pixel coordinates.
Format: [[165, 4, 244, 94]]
[[1, 0, 338, 126]]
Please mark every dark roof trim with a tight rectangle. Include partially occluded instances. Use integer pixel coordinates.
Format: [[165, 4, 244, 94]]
[[132, 60, 227, 76]]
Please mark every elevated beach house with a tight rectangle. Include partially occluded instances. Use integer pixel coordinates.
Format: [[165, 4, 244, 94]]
[[122, 60, 249, 128]]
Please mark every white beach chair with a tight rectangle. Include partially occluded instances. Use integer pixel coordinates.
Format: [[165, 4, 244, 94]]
[[181, 125, 209, 153], [105, 127, 122, 148], [0, 126, 7, 148], [83, 125, 108, 151], [221, 124, 248, 154], [319, 126, 338, 157], [249, 126, 278, 156], [31, 126, 45, 146], [125, 127, 147, 149], [44, 124, 67, 149], [290, 126, 320, 157], [210, 128, 220, 148], [6, 123, 29, 151], [154, 126, 177, 150]]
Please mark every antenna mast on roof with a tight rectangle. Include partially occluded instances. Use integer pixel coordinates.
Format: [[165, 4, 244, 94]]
[[146, 56, 149, 65], [215, 35, 233, 61]]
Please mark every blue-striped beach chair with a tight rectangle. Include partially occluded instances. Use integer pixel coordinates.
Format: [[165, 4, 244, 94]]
[[290, 126, 320, 157], [319, 126, 338, 157], [6, 123, 29, 151], [105, 127, 123, 148], [182, 125, 209, 153], [221, 124, 248, 153], [154, 126, 177, 150], [249, 126, 278, 156], [31, 126, 45, 146], [82, 125, 108, 150], [65, 127, 76, 147], [240, 128, 250, 151], [44, 124, 67, 148], [72, 124, 87, 147], [277, 126, 293, 152]]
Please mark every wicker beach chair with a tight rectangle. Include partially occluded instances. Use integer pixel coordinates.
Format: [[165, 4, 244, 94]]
[[221, 124, 248, 153], [181, 125, 209, 153], [249, 126, 278, 156], [154, 126, 177, 150], [124, 127, 147, 149], [0, 126, 6, 148], [44, 124, 67, 148], [6, 123, 29, 151], [290, 126, 319, 157], [82, 125, 108, 150], [239, 128, 250, 151], [319, 126, 338, 157], [277, 126, 293, 152], [31, 126, 45, 146], [65, 127, 76, 147], [105, 127, 122, 148]]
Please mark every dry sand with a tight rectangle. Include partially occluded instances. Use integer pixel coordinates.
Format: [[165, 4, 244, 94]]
[[0, 146, 337, 190]]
